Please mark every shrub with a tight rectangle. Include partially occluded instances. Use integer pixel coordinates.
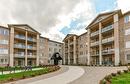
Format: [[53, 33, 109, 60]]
[[111, 73, 116, 76], [104, 75, 112, 81], [22, 75, 26, 79], [123, 70, 128, 73], [117, 70, 121, 75]]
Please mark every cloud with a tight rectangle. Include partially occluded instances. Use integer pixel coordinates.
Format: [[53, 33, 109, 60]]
[[116, 0, 130, 13], [0, 0, 95, 42]]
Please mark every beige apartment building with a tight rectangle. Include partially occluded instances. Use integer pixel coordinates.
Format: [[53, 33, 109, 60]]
[[63, 10, 130, 66], [39, 37, 63, 65], [63, 34, 78, 65], [78, 32, 88, 65], [8, 24, 40, 67], [63, 33, 88, 65]]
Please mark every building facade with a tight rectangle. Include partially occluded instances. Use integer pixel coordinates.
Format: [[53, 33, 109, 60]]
[[78, 32, 88, 65], [8, 24, 40, 67], [39, 37, 63, 65], [0, 26, 9, 66], [63, 10, 130, 66]]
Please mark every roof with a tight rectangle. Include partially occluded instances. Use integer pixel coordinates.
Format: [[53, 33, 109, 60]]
[[86, 9, 122, 29], [49, 40, 63, 44], [63, 34, 78, 42], [79, 32, 87, 37], [8, 24, 41, 34]]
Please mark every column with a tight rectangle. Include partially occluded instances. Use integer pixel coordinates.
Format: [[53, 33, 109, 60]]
[[68, 40, 70, 64], [113, 14, 120, 66], [36, 34, 40, 66], [99, 22, 102, 65], [9, 27, 14, 67], [87, 29, 90, 65], [25, 30, 27, 66], [63, 43, 66, 65], [73, 36, 77, 64]]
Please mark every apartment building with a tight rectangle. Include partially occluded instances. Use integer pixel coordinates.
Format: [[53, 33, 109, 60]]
[[86, 10, 126, 66], [39, 37, 63, 65], [0, 26, 9, 66], [78, 32, 88, 65], [48, 40, 63, 65], [123, 11, 130, 64], [8, 24, 40, 67], [63, 34, 79, 65], [39, 37, 49, 65]]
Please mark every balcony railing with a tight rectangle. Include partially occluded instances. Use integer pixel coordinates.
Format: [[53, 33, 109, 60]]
[[15, 35, 25, 40], [102, 37, 114, 44], [27, 37, 36, 42], [14, 44, 26, 49], [27, 46, 36, 50], [90, 52, 99, 56], [102, 49, 114, 55], [14, 54, 25, 58], [91, 41, 99, 46], [28, 55, 36, 58], [101, 24, 113, 33], [91, 30, 99, 37]]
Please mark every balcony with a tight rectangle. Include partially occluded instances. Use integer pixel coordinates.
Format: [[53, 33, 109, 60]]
[[91, 41, 99, 47], [101, 24, 113, 33], [27, 45, 36, 50], [91, 30, 99, 37], [102, 49, 114, 55], [15, 35, 25, 40], [91, 52, 99, 56], [102, 37, 114, 44], [14, 54, 25, 58], [14, 44, 26, 49], [28, 55, 36, 58], [27, 37, 36, 42]]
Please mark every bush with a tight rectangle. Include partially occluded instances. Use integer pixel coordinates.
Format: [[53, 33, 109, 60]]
[[111, 73, 116, 76], [117, 70, 121, 75], [123, 70, 128, 73], [104, 75, 112, 82]]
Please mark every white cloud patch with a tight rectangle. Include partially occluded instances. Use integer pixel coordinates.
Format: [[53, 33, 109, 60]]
[[116, 0, 130, 13], [0, 0, 95, 42]]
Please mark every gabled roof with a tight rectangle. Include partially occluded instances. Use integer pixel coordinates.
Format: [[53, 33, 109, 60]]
[[63, 34, 77, 42], [8, 24, 41, 34], [86, 9, 122, 29]]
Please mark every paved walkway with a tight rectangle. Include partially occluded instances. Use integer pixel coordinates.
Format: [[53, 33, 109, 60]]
[[6, 66, 127, 84], [70, 66, 127, 84]]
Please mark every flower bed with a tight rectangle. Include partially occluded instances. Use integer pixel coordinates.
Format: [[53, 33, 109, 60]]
[[99, 66, 130, 84]]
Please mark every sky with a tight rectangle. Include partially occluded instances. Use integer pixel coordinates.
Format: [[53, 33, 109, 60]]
[[0, 0, 129, 42]]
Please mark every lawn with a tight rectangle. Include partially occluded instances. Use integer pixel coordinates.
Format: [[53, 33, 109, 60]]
[[112, 72, 130, 84], [0, 66, 60, 83]]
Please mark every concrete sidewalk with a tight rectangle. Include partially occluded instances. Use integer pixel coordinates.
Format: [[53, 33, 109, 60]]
[[27, 66, 85, 84]]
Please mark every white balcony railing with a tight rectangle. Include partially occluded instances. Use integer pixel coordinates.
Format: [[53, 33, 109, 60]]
[[101, 24, 113, 33], [15, 35, 25, 40], [102, 37, 114, 44], [14, 44, 26, 49], [91, 41, 99, 46], [91, 30, 99, 37], [102, 49, 114, 55]]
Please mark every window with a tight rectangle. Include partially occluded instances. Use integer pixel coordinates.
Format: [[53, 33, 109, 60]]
[[126, 41, 130, 48], [124, 15, 130, 23], [1, 59, 4, 63], [125, 28, 130, 35], [0, 49, 8, 54], [127, 54, 130, 60]]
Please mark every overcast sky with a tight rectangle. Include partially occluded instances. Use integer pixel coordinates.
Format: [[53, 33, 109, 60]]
[[0, 0, 129, 42]]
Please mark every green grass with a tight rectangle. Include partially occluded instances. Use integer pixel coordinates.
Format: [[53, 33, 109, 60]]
[[112, 72, 130, 84], [0, 67, 49, 82]]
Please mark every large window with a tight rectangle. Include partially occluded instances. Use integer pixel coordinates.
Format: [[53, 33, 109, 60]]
[[125, 28, 130, 35], [124, 15, 130, 23], [0, 40, 8, 44], [0, 28, 9, 35]]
